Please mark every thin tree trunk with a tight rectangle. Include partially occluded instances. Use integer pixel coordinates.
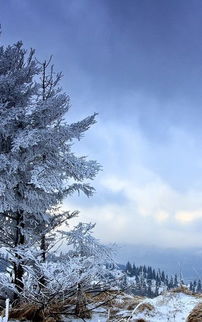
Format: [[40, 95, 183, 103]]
[[38, 59, 50, 288], [40, 234, 46, 263], [75, 283, 90, 318], [39, 234, 46, 287], [13, 211, 25, 298]]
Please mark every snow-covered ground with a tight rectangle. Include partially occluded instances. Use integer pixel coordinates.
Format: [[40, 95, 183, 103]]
[[131, 291, 202, 321]]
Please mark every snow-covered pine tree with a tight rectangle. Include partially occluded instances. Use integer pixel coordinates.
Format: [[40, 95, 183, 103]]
[[0, 41, 100, 298]]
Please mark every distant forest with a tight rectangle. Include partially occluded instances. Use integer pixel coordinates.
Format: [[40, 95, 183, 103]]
[[110, 262, 202, 298]]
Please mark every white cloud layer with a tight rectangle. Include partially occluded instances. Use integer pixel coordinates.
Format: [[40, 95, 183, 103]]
[[64, 119, 202, 249]]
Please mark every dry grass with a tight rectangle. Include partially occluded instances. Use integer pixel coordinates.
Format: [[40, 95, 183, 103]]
[[86, 289, 123, 302], [8, 296, 92, 321], [86, 289, 123, 309], [87, 290, 145, 310], [86, 291, 146, 320], [170, 285, 202, 300], [186, 302, 202, 322], [126, 296, 146, 310], [9, 303, 45, 321], [135, 302, 154, 313], [171, 285, 194, 296]]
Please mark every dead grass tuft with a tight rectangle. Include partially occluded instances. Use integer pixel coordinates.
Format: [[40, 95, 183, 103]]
[[86, 289, 124, 308], [135, 302, 154, 313], [9, 299, 74, 321], [87, 289, 123, 302], [186, 302, 202, 322], [9, 303, 45, 321], [170, 286, 202, 299], [171, 285, 193, 295], [126, 296, 146, 310]]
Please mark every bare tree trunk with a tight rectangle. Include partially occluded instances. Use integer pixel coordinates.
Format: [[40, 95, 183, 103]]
[[75, 283, 90, 319], [39, 234, 46, 287], [40, 234, 46, 263], [13, 211, 25, 299]]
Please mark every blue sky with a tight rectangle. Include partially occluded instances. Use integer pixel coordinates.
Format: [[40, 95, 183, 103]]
[[2, 0, 202, 248]]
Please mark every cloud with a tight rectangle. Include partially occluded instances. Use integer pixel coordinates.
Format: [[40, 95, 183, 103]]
[[101, 173, 202, 226], [175, 210, 202, 224], [63, 119, 202, 249], [64, 194, 202, 248]]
